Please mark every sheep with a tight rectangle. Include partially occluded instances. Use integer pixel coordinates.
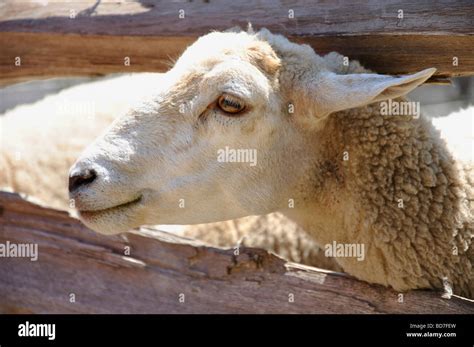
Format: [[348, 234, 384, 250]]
[[2, 85, 469, 274], [0, 75, 336, 269], [66, 28, 473, 298]]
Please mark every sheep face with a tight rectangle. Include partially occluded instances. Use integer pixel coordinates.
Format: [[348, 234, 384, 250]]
[[69, 29, 435, 235], [69, 31, 303, 234]]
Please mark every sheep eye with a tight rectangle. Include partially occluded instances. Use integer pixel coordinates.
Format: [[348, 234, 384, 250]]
[[217, 94, 246, 115]]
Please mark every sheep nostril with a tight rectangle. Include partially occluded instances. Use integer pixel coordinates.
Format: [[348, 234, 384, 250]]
[[68, 169, 97, 193]]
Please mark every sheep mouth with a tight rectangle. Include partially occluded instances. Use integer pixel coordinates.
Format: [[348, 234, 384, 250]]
[[78, 195, 143, 217]]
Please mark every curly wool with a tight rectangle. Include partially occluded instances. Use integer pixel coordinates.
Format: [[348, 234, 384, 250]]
[[270, 45, 473, 297], [331, 102, 473, 296]]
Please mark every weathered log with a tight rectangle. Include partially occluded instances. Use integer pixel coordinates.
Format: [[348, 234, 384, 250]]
[[0, 191, 472, 314], [0, 0, 473, 85]]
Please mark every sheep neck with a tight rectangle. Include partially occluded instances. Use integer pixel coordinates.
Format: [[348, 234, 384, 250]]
[[282, 102, 473, 296]]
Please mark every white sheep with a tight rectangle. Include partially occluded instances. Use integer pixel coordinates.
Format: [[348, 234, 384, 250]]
[[0, 30, 474, 297], [65, 28, 473, 298], [0, 74, 334, 268]]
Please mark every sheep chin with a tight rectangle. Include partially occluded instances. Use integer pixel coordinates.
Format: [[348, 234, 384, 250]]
[[78, 196, 143, 235]]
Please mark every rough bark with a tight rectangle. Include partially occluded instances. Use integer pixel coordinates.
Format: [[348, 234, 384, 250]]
[[0, 191, 472, 314], [0, 0, 473, 85]]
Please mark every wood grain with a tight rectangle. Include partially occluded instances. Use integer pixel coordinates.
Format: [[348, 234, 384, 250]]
[[1, 0, 472, 35], [0, 0, 473, 85], [0, 191, 472, 314]]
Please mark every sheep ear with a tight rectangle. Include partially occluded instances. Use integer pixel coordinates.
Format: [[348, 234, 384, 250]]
[[314, 68, 436, 117]]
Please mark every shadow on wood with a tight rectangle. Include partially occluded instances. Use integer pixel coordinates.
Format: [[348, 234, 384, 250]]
[[0, 191, 472, 313], [0, 0, 473, 85]]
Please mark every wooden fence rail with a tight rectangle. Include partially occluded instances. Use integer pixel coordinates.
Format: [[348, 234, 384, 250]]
[[0, 191, 473, 313], [0, 0, 473, 85]]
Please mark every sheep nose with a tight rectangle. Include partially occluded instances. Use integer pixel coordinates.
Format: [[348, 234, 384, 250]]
[[68, 168, 97, 193]]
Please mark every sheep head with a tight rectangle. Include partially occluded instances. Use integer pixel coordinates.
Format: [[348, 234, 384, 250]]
[[69, 28, 435, 234]]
